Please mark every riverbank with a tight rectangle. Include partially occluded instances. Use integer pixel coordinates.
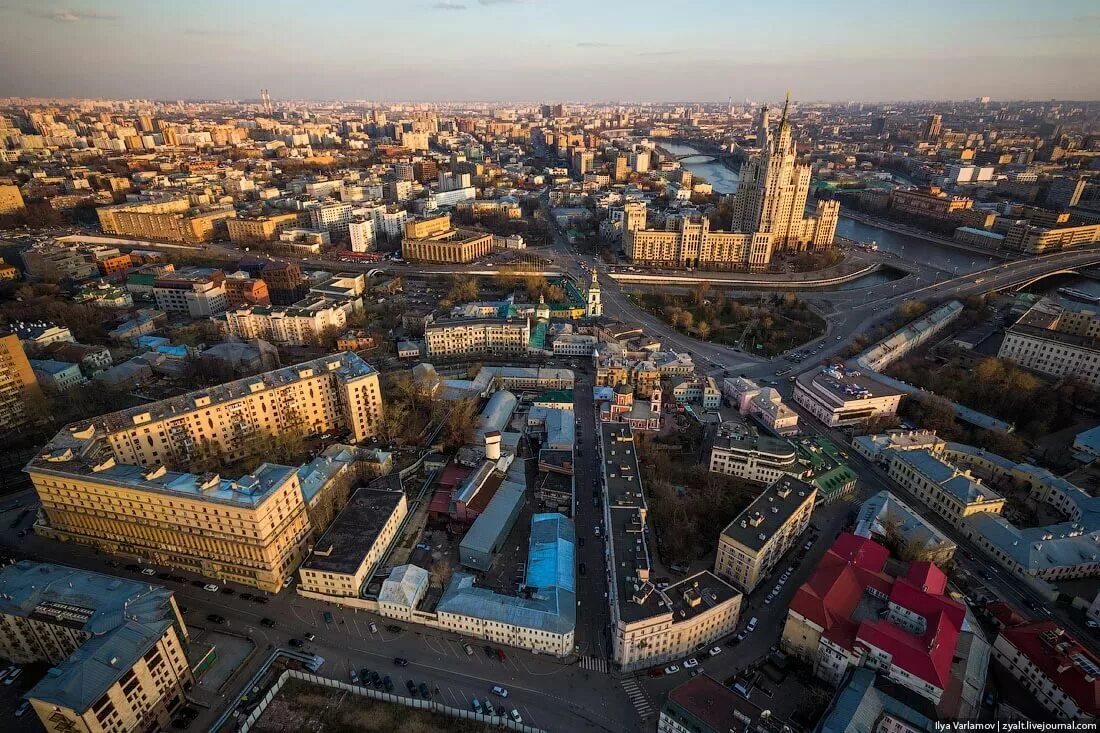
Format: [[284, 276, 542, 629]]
[[839, 209, 1013, 261]]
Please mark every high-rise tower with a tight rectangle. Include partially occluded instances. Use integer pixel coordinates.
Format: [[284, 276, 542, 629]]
[[730, 93, 839, 253]]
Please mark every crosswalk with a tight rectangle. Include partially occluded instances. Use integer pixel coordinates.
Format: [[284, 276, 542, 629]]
[[579, 655, 609, 673], [621, 676, 655, 719]]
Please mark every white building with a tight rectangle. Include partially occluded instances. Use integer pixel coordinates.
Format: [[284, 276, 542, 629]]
[[348, 217, 376, 252], [708, 421, 800, 485], [425, 317, 530, 358], [308, 200, 354, 239], [552, 334, 597, 356], [223, 296, 357, 347], [793, 366, 904, 428]]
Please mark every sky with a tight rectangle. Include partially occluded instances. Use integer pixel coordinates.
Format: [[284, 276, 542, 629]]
[[1, 0, 1099, 102]]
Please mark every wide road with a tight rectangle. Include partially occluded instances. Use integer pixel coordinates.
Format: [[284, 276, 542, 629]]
[[0, 503, 641, 733]]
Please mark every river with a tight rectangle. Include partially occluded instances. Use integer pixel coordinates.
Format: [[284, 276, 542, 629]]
[[662, 141, 996, 275]]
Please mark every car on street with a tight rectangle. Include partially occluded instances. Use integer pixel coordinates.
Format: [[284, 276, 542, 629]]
[[492, 685, 509, 698], [221, 587, 235, 595], [746, 617, 758, 633], [647, 668, 664, 678], [141, 568, 157, 576], [14, 701, 29, 718], [683, 658, 699, 668], [239, 593, 253, 601], [708, 647, 722, 657], [664, 665, 680, 674], [206, 614, 225, 625], [260, 618, 276, 628], [288, 638, 303, 648], [190, 580, 205, 587], [203, 584, 219, 592], [394, 657, 409, 667]]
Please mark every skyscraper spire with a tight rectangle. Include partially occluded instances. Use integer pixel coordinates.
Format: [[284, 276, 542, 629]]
[[780, 91, 790, 123]]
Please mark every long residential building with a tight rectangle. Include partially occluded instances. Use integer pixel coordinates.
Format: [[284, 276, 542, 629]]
[[26, 354, 382, 591], [713, 475, 816, 593], [601, 423, 743, 672], [883, 449, 1005, 530], [0, 562, 194, 733], [992, 621, 1100, 721], [425, 317, 530, 358], [999, 297, 1100, 389], [222, 295, 359, 346], [624, 214, 776, 271], [96, 198, 236, 243]]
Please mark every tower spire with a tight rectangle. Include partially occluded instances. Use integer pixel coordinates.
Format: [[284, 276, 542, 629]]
[[780, 91, 790, 124]]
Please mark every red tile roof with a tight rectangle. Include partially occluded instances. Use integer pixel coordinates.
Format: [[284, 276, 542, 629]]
[[1000, 621, 1100, 717], [789, 532, 964, 692]]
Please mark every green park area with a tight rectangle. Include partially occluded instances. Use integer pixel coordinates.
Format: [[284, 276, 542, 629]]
[[634, 287, 825, 357]]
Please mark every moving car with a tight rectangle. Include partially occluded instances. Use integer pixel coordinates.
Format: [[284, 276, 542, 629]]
[[394, 657, 409, 667], [260, 618, 276, 628], [206, 614, 225, 625], [141, 567, 157, 576], [664, 665, 680, 674], [203, 584, 219, 592], [683, 658, 699, 669], [708, 647, 722, 657], [492, 685, 509, 698], [288, 638, 303, 648]]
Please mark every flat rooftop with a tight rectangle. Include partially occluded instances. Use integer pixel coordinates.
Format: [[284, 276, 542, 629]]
[[721, 476, 817, 553], [797, 365, 904, 404], [601, 422, 664, 624], [664, 571, 740, 623], [301, 488, 405, 575]]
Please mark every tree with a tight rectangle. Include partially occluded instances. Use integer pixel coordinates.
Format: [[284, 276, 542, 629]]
[[696, 321, 712, 340], [447, 277, 479, 304], [441, 398, 480, 450], [691, 282, 710, 307]]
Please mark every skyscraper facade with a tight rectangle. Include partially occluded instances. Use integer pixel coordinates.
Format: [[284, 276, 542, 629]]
[[731, 97, 839, 253]]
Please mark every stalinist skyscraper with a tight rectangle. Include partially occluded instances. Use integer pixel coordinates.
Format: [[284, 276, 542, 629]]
[[732, 95, 839, 252]]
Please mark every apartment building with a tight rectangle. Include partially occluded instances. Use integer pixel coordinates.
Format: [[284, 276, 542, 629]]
[[27, 354, 383, 591], [226, 212, 301, 243], [0, 333, 42, 432], [714, 476, 816, 593], [883, 449, 1005, 530], [601, 423, 742, 672], [223, 295, 356, 347], [0, 562, 194, 733], [425, 317, 530, 358], [223, 275, 270, 308], [708, 420, 800, 485], [625, 215, 775, 271], [658, 674, 797, 733], [152, 267, 228, 317], [1004, 221, 1100, 254], [992, 621, 1099, 721], [96, 198, 236, 243], [307, 200, 354, 239], [298, 488, 407, 598], [0, 184, 26, 216], [999, 298, 1100, 388], [348, 217, 375, 252], [793, 365, 905, 427]]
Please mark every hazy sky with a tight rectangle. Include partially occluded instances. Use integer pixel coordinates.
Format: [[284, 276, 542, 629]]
[[2, 0, 1099, 102]]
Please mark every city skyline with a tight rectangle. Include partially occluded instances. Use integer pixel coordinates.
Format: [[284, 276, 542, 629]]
[[1, 0, 1098, 102]]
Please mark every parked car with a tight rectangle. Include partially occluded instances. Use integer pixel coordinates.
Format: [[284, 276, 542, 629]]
[[471, 697, 483, 714], [386, 624, 403, 633], [203, 584, 219, 592], [647, 668, 664, 678], [393, 657, 409, 667], [288, 638, 303, 648], [206, 614, 225, 625], [260, 618, 276, 628], [383, 675, 394, 692], [405, 679, 417, 695], [323, 611, 334, 624], [141, 567, 157, 576], [664, 665, 680, 674], [496, 648, 507, 662], [708, 647, 722, 657], [510, 709, 523, 724], [484, 700, 496, 716], [462, 643, 474, 656], [683, 658, 699, 669], [304, 632, 316, 642], [419, 682, 431, 699], [350, 669, 359, 684], [369, 622, 378, 633]]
